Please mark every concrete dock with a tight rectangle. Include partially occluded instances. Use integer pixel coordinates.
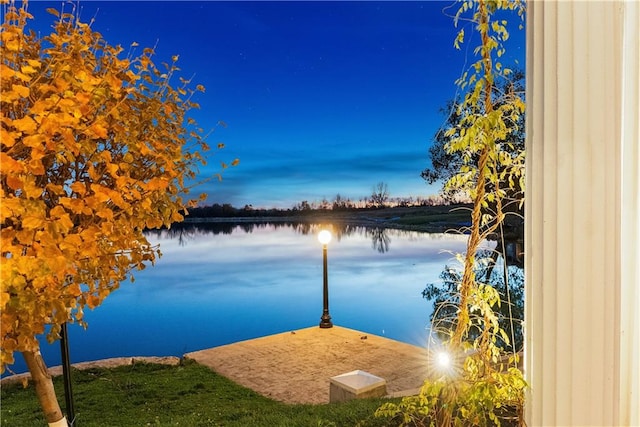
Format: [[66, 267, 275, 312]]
[[2, 325, 435, 404], [184, 325, 432, 404]]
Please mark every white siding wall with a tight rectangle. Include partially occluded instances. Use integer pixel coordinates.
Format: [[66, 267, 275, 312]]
[[525, 1, 639, 426]]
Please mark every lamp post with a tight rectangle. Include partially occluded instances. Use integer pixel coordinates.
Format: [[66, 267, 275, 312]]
[[318, 230, 333, 328]]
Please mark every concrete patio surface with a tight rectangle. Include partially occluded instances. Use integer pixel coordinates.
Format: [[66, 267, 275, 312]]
[[184, 325, 432, 404]]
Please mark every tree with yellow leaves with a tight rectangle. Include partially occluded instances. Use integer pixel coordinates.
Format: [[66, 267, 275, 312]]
[[1, 2, 235, 424]]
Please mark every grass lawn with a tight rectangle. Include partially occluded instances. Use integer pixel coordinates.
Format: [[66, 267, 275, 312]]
[[300, 203, 473, 233], [1, 361, 401, 427]]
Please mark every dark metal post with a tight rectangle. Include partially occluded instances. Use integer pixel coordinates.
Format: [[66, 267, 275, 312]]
[[60, 322, 75, 426], [319, 243, 333, 328]]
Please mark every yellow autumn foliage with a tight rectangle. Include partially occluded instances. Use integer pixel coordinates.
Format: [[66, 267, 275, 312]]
[[0, 1, 231, 372]]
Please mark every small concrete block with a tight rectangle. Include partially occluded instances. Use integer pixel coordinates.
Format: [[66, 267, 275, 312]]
[[329, 370, 387, 403]]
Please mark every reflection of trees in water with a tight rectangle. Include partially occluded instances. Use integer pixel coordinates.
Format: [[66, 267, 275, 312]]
[[144, 221, 431, 253], [145, 225, 199, 246], [291, 223, 431, 254], [145, 221, 278, 242], [365, 227, 391, 253]]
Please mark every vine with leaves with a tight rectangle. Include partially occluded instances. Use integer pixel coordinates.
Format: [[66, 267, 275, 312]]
[[375, 1, 526, 425]]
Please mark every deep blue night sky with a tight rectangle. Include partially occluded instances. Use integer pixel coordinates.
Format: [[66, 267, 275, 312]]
[[23, 1, 525, 208]]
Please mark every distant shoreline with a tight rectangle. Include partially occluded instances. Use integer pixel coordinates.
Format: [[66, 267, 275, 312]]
[[183, 204, 475, 234], [183, 215, 464, 234]]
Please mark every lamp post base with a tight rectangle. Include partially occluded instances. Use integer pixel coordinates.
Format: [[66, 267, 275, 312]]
[[319, 314, 333, 328]]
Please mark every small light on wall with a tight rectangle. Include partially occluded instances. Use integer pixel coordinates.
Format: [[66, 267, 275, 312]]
[[436, 351, 451, 370], [427, 343, 459, 378]]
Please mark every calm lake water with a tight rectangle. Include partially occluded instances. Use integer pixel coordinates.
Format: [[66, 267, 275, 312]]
[[8, 222, 485, 375]]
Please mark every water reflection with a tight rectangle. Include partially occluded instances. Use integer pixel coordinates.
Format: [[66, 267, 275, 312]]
[[149, 221, 440, 255], [366, 227, 391, 253], [424, 253, 524, 353], [8, 223, 477, 376]]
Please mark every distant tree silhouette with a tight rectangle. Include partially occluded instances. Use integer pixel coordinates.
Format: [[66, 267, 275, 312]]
[[370, 182, 390, 208]]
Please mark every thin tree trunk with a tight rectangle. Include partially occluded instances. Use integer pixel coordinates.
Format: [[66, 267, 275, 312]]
[[22, 350, 68, 426]]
